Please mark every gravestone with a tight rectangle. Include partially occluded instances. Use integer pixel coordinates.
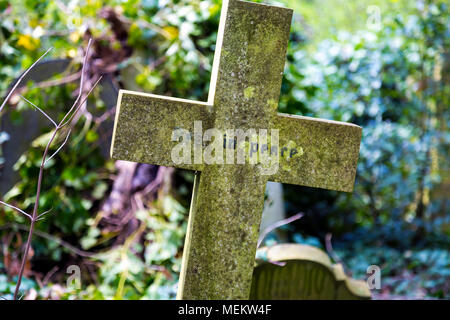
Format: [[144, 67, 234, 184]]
[[250, 244, 371, 300], [111, 0, 362, 299], [0, 59, 70, 195]]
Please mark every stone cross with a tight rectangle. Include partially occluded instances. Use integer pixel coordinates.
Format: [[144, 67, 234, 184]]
[[111, 0, 362, 299]]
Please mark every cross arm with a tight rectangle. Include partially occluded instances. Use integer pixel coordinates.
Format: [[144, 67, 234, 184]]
[[111, 89, 213, 171], [269, 113, 362, 192]]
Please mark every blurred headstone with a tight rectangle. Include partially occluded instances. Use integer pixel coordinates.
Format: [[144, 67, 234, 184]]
[[0, 59, 70, 195], [0, 59, 117, 195]]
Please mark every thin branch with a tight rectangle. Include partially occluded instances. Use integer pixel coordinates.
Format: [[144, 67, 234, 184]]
[[34, 71, 81, 90], [58, 38, 93, 128], [42, 266, 59, 286], [255, 211, 304, 267], [0, 200, 32, 220], [59, 75, 103, 129], [257, 212, 304, 248], [44, 61, 103, 166], [0, 47, 52, 113], [0, 223, 99, 258], [44, 129, 71, 165], [94, 106, 115, 125], [36, 208, 53, 220], [325, 233, 352, 276], [15, 71, 81, 97], [20, 95, 57, 128]]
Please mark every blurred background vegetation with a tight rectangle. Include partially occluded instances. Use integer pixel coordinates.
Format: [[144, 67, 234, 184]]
[[0, 0, 448, 299]]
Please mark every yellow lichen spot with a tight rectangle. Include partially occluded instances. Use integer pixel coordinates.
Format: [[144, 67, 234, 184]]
[[286, 141, 304, 158], [267, 99, 278, 110], [286, 141, 296, 149], [244, 86, 256, 99], [279, 141, 304, 172], [17, 34, 40, 51]]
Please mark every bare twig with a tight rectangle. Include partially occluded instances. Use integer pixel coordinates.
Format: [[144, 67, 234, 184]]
[[44, 74, 103, 166], [0, 200, 32, 220], [325, 233, 352, 276], [133, 166, 166, 210], [257, 212, 304, 248], [42, 266, 59, 286], [44, 129, 71, 165], [34, 71, 81, 90], [0, 47, 52, 113], [13, 71, 82, 98], [59, 76, 103, 129], [59, 38, 93, 128], [20, 95, 57, 128], [36, 208, 53, 220], [0, 223, 98, 258], [12, 73, 102, 298]]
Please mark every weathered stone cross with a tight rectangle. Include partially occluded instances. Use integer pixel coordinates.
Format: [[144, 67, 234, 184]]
[[111, 0, 362, 299]]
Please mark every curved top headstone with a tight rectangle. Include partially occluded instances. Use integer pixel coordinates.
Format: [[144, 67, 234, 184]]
[[251, 243, 371, 300]]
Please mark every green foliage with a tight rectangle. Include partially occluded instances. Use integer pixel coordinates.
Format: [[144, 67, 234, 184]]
[[280, 0, 449, 298], [2, 110, 109, 255], [283, 0, 416, 47], [336, 245, 450, 299], [0, 274, 37, 300], [65, 195, 186, 300], [282, 0, 449, 244]]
